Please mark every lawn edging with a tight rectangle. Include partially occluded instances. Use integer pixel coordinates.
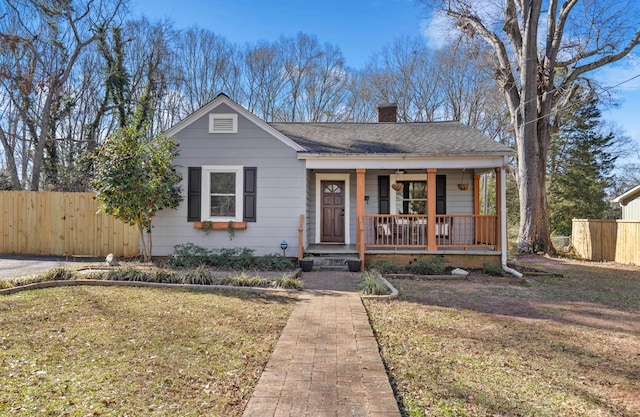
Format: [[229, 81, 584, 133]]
[[383, 273, 528, 284], [360, 276, 399, 300], [0, 278, 302, 296]]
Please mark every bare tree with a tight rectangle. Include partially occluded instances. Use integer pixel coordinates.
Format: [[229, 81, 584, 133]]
[[362, 37, 444, 122], [176, 27, 240, 114], [0, 0, 124, 190], [242, 40, 286, 121], [422, 0, 640, 253]]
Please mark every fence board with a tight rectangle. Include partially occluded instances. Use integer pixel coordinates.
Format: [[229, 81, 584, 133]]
[[0, 191, 138, 257], [572, 219, 640, 265]]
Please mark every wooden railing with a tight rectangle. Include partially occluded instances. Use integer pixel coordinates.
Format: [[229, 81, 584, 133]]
[[362, 214, 498, 249]]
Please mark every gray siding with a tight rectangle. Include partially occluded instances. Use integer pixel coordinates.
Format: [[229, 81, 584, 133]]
[[622, 196, 640, 220], [154, 103, 306, 256], [307, 169, 475, 245]]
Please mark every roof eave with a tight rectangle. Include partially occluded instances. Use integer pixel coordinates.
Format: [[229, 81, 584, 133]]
[[612, 183, 640, 205]]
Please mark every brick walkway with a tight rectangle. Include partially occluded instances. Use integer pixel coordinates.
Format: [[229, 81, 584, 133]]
[[242, 270, 401, 417]]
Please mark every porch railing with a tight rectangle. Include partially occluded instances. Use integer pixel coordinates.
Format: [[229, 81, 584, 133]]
[[362, 214, 498, 250]]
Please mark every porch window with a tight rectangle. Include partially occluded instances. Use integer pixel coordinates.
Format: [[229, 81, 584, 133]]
[[395, 181, 426, 214]]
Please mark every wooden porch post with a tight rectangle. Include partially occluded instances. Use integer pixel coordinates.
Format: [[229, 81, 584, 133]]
[[356, 169, 366, 262], [427, 168, 437, 250], [495, 167, 502, 250], [473, 174, 481, 215]]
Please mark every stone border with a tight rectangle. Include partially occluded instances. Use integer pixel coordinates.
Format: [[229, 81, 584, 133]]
[[360, 277, 399, 300], [0, 277, 303, 296], [383, 273, 528, 284]]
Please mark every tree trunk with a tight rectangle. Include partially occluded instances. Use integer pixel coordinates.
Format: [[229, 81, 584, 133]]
[[0, 127, 22, 189]]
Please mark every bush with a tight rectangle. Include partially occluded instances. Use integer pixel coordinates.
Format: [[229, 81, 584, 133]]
[[218, 273, 269, 287], [409, 257, 446, 275], [272, 276, 303, 290], [182, 265, 215, 285], [39, 267, 77, 281], [166, 243, 210, 267], [107, 267, 149, 282], [82, 271, 107, 280], [149, 269, 181, 283], [167, 244, 295, 271], [358, 270, 390, 295], [368, 258, 402, 274], [482, 262, 506, 277], [254, 254, 295, 271]]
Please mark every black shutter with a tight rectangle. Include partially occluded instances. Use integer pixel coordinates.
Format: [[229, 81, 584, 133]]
[[378, 176, 390, 214], [187, 167, 201, 222], [243, 167, 257, 222], [436, 175, 446, 214]]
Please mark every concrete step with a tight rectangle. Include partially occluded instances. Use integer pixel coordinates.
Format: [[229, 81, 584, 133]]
[[312, 255, 360, 270]]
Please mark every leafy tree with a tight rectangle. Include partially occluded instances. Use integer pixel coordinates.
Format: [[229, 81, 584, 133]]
[[422, 0, 640, 253], [547, 93, 617, 235], [92, 126, 183, 261]]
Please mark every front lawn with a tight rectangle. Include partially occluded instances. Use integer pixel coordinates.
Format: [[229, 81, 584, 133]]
[[365, 257, 640, 417], [0, 286, 295, 416]]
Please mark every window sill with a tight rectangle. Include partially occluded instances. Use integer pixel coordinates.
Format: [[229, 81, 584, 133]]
[[193, 221, 247, 230]]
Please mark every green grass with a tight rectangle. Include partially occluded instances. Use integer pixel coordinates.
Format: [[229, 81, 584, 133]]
[[365, 257, 640, 417], [0, 286, 295, 416]]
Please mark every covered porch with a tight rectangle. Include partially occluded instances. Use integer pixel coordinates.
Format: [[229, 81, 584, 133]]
[[353, 167, 504, 266], [299, 159, 508, 269]]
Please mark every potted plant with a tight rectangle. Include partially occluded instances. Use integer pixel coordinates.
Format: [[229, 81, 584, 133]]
[[299, 257, 314, 272], [346, 258, 362, 272]]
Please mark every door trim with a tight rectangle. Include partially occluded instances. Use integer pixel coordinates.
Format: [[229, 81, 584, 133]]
[[315, 173, 350, 244]]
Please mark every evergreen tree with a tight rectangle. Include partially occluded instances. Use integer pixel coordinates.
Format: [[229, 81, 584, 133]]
[[547, 92, 617, 235]]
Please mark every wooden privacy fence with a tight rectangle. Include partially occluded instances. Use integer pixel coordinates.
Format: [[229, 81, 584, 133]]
[[0, 191, 139, 257], [572, 219, 640, 265]]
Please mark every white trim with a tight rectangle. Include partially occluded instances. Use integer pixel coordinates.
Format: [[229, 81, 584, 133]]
[[315, 173, 351, 244], [165, 94, 306, 151], [612, 183, 640, 205], [201, 165, 243, 222], [209, 113, 237, 133], [302, 156, 506, 170]]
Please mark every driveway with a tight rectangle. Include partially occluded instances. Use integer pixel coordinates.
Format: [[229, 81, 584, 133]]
[[0, 255, 103, 281]]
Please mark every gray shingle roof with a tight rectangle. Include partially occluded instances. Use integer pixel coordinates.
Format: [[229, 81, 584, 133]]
[[269, 121, 513, 156]]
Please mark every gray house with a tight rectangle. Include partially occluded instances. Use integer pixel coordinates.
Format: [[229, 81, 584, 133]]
[[613, 184, 640, 220], [153, 94, 514, 268]]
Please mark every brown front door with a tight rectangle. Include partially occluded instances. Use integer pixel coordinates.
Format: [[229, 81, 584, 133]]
[[321, 180, 345, 243]]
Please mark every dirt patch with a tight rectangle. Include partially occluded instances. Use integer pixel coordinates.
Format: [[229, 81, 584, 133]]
[[514, 254, 640, 272]]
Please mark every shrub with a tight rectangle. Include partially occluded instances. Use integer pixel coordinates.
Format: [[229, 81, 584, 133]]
[[368, 258, 402, 274], [150, 269, 181, 283], [39, 267, 77, 281], [255, 254, 294, 271], [272, 276, 303, 290], [107, 267, 149, 282], [182, 265, 215, 285], [218, 273, 268, 287], [358, 270, 389, 295], [166, 243, 210, 267], [82, 271, 107, 280], [482, 262, 506, 277], [409, 257, 446, 275]]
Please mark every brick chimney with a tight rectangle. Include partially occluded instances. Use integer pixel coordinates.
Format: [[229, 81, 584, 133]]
[[377, 103, 397, 123]]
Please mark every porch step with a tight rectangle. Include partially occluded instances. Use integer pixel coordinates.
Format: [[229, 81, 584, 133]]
[[314, 256, 348, 270]]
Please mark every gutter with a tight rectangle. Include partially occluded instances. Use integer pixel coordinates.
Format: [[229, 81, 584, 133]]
[[499, 164, 523, 278]]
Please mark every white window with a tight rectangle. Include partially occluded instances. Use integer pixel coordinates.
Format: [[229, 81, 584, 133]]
[[209, 113, 238, 134], [201, 166, 243, 221]]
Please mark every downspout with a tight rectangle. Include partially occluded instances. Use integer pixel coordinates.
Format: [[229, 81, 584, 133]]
[[499, 161, 523, 278]]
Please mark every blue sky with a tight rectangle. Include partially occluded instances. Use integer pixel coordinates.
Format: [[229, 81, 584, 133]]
[[129, 0, 640, 157]]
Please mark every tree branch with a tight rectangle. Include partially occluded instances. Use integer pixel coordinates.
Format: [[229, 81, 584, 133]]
[[446, 8, 520, 112]]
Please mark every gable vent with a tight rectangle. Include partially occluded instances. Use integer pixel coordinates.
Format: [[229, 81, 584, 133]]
[[209, 113, 238, 134]]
